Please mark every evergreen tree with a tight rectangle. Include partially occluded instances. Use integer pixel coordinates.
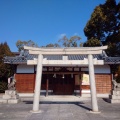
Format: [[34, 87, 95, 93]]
[[0, 42, 15, 82], [83, 38, 101, 47], [84, 0, 120, 56]]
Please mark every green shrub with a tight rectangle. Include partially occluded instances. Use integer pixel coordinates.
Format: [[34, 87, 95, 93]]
[[0, 81, 8, 93]]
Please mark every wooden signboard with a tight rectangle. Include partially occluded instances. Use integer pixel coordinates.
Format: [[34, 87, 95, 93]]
[[82, 74, 90, 85]]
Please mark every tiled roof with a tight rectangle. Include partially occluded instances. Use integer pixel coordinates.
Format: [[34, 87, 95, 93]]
[[44, 55, 62, 60], [104, 57, 120, 64], [3, 50, 120, 64]]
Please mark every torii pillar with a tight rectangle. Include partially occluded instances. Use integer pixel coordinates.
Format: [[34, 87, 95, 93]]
[[31, 54, 43, 113], [88, 54, 99, 112]]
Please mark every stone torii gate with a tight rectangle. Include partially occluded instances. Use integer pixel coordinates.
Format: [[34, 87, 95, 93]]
[[24, 46, 107, 113]]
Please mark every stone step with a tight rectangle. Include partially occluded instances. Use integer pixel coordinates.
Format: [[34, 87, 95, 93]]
[[111, 90, 120, 95], [109, 95, 120, 99], [107, 99, 120, 103], [0, 99, 7, 103], [116, 88, 120, 91], [2, 95, 11, 99], [0, 98, 20, 104], [8, 99, 20, 104], [3, 95, 19, 99]]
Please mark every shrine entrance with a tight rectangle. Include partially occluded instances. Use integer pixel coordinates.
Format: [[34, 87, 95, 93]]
[[24, 45, 108, 113], [53, 74, 74, 95]]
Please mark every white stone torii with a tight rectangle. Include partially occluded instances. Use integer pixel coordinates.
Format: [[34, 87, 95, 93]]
[[24, 46, 107, 113]]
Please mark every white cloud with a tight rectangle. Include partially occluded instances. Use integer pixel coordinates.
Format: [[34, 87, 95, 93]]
[[58, 33, 66, 39], [73, 33, 79, 36]]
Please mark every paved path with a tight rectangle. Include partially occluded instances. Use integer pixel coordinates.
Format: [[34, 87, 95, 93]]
[[0, 97, 120, 120]]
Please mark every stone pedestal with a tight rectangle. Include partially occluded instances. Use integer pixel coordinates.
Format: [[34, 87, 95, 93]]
[[108, 88, 120, 103], [0, 90, 20, 104]]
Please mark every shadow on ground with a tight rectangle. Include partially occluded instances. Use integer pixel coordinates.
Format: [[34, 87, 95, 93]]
[[22, 101, 92, 111], [102, 98, 111, 103]]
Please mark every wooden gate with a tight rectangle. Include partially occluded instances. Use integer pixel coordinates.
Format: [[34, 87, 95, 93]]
[[53, 74, 74, 95]]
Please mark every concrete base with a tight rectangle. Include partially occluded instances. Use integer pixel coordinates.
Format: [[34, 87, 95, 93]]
[[18, 93, 34, 97], [8, 99, 20, 104], [97, 94, 109, 98], [30, 110, 43, 113], [81, 93, 91, 97], [2, 94, 11, 99], [107, 99, 120, 103], [109, 95, 120, 99], [81, 93, 109, 98], [18, 93, 109, 98], [111, 90, 120, 95], [89, 111, 101, 114], [3, 94, 19, 99], [0, 99, 7, 104], [108, 90, 120, 103], [5, 90, 17, 95], [0, 90, 20, 104], [0, 98, 20, 104]]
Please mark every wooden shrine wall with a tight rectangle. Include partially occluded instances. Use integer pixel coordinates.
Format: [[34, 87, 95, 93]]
[[15, 73, 112, 94], [95, 74, 112, 93], [15, 74, 35, 93]]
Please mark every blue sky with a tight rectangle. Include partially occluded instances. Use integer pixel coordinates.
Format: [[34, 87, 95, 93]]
[[0, 0, 118, 52]]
